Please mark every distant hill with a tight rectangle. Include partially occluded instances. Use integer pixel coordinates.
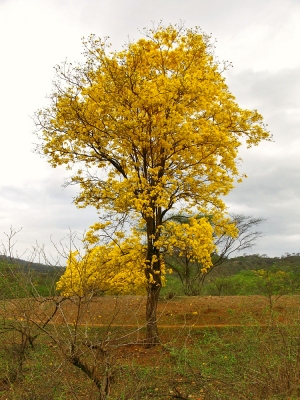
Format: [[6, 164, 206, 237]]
[[1, 252, 300, 298], [0, 254, 64, 272], [208, 253, 300, 278], [0, 255, 64, 298], [2, 253, 300, 277]]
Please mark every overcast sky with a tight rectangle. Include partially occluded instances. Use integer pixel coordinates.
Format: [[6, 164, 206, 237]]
[[0, 0, 299, 260]]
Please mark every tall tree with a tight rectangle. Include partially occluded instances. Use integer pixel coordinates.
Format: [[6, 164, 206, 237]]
[[35, 24, 270, 345]]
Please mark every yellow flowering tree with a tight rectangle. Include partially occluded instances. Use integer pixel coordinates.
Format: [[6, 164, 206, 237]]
[[35, 24, 270, 345]]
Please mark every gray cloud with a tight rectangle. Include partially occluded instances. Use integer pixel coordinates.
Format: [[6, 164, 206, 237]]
[[225, 155, 300, 256], [215, 66, 300, 256], [1, 0, 300, 259], [0, 178, 98, 257], [226, 68, 300, 112]]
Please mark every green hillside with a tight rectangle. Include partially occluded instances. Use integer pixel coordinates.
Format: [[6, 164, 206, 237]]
[[2, 253, 300, 299], [208, 253, 300, 277], [161, 253, 300, 297], [0, 256, 63, 299]]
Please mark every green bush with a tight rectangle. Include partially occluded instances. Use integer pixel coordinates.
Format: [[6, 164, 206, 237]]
[[202, 266, 300, 297]]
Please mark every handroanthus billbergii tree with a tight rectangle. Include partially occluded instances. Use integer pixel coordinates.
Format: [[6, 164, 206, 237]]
[[34, 24, 270, 345]]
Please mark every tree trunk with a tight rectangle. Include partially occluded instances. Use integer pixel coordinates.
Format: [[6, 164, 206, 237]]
[[144, 211, 162, 346], [145, 283, 161, 346]]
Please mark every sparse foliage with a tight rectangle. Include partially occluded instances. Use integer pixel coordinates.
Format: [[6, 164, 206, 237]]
[[254, 268, 292, 318]]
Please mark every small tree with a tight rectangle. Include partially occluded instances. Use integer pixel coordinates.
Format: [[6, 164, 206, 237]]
[[35, 24, 270, 345], [254, 268, 292, 318], [161, 213, 265, 295]]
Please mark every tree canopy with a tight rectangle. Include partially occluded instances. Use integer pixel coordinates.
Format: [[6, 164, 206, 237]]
[[35, 24, 270, 344]]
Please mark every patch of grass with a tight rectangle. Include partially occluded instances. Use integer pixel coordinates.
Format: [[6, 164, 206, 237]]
[[161, 273, 186, 298], [166, 323, 300, 399]]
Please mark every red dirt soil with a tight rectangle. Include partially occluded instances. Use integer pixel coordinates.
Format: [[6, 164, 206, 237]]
[[50, 294, 300, 328]]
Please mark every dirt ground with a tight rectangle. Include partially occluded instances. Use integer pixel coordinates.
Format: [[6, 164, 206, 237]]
[[5, 294, 300, 394], [51, 294, 300, 328]]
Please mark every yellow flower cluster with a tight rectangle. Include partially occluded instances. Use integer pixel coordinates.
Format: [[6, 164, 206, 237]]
[[156, 217, 215, 273], [56, 235, 147, 297]]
